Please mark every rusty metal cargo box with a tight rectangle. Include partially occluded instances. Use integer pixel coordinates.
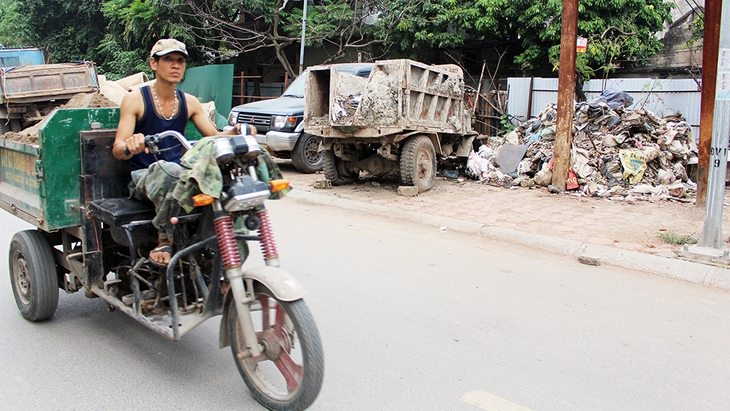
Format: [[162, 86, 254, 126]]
[[304, 59, 472, 138], [0, 108, 119, 231], [0, 62, 99, 104]]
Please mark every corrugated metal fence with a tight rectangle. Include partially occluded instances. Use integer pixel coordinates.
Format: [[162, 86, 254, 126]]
[[507, 77, 701, 137]]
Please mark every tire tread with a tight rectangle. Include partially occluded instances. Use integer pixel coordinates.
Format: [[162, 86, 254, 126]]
[[291, 133, 323, 174], [323, 149, 356, 185], [228, 287, 324, 411], [9, 230, 59, 321], [400, 135, 436, 192]]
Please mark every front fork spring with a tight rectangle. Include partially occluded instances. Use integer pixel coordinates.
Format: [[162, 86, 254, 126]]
[[214, 215, 241, 269], [256, 210, 279, 263]]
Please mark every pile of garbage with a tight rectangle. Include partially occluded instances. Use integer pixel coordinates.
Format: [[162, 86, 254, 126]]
[[466, 89, 698, 202]]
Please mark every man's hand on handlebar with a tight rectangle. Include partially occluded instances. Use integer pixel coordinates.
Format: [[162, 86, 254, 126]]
[[124, 133, 149, 156], [233, 123, 257, 136]]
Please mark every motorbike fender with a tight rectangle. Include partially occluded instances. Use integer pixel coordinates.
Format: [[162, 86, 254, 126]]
[[219, 266, 307, 348], [243, 266, 308, 301]]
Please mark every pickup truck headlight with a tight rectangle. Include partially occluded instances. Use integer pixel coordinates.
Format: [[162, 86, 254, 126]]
[[272, 115, 297, 131], [228, 111, 237, 125]]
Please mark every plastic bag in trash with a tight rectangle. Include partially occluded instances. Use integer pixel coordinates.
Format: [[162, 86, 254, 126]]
[[619, 149, 647, 184], [466, 151, 493, 180], [590, 88, 634, 109]]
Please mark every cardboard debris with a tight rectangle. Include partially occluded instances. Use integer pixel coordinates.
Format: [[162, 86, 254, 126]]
[[467, 96, 699, 201], [494, 143, 529, 174]]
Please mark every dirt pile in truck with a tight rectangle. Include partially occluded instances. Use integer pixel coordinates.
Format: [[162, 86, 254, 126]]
[[1, 71, 220, 146], [62, 92, 118, 109], [467, 94, 698, 202], [0, 92, 118, 144]]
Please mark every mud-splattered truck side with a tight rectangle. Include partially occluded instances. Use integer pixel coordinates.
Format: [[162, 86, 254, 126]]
[[303, 59, 476, 192]]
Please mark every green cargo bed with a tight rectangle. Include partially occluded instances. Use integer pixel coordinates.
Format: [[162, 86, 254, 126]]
[[0, 108, 120, 231]]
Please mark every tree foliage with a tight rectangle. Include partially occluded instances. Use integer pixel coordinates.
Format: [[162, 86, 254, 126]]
[[5, 0, 674, 81], [159, 0, 424, 78], [0, 0, 33, 47], [17, 0, 108, 63], [689, 9, 704, 46], [97, 0, 194, 79], [390, 0, 673, 80]]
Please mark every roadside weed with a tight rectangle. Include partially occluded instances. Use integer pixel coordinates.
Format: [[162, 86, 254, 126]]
[[658, 231, 697, 245]]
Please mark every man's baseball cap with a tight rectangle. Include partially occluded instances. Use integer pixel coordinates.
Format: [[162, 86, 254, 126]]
[[150, 38, 188, 58]]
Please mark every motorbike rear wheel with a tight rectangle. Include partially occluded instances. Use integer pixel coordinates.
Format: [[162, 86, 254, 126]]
[[228, 283, 324, 411], [9, 230, 59, 321]]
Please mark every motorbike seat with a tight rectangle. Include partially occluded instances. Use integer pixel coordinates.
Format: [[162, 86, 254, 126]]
[[88, 198, 156, 227], [88, 197, 202, 227]]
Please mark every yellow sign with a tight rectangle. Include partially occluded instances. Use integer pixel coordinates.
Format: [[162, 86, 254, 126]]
[[1, 150, 38, 190]]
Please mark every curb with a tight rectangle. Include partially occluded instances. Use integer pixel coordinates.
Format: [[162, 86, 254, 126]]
[[286, 189, 730, 292]]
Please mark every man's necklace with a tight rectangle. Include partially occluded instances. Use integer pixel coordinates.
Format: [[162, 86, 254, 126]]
[[151, 84, 178, 121]]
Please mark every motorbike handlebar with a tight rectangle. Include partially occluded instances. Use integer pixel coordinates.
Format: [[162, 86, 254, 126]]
[[123, 130, 191, 156]]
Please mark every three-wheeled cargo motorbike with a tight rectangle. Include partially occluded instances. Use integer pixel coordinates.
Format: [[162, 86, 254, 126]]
[[2, 108, 323, 411]]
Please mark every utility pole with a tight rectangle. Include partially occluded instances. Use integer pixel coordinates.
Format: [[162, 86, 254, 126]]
[[551, 0, 579, 191], [681, 1, 730, 261], [298, 0, 308, 75], [696, 0, 723, 206]]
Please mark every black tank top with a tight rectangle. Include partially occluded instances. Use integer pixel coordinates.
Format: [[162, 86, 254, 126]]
[[129, 85, 189, 171]]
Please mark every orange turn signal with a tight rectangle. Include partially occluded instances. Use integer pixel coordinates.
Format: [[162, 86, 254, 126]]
[[192, 193, 215, 207], [269, 179, 290, 193]]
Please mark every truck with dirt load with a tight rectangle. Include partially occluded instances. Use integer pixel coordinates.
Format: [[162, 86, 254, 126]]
[[303, 59, 476, 192], [0, 61, 99, 133], [227, 63, 373, 174]]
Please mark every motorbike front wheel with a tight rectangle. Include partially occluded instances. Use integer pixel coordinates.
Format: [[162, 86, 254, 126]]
[[228, 283, 324, 411]]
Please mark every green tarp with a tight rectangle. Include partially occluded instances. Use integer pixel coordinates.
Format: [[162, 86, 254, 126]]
[[179, 64, 234, 132]]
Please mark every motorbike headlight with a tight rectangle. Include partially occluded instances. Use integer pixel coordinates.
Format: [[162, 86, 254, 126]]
[[213, 137, 235, 164], [272, 115, 297, 130], [223, 175, 271, 212], [229, 134, 262, 160]]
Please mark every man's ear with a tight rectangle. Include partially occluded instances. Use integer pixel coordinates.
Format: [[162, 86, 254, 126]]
[[149, 57, 157, 70]]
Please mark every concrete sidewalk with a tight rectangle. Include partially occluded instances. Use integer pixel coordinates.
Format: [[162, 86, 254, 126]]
[[278, 164, 730, 291]]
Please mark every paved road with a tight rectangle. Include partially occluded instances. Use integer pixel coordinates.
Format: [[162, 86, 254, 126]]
[[1, 198, 729, 410]]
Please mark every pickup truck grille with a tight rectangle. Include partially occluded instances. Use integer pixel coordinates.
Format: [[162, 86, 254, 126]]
[[236, 113, 271, 131]]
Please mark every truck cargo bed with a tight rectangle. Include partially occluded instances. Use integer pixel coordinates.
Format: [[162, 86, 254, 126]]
[[0, 108, 119, 231], [304, 59, 471, 138], [0, 62, 99, 104]]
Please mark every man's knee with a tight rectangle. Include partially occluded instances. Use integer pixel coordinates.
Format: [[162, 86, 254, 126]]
[[146, 161, 181, 198]]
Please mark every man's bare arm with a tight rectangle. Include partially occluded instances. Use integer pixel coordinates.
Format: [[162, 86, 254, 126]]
[[113, 91, 146, 159]]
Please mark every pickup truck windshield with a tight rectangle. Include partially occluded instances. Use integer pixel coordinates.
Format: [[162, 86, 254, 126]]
[[281, 75, 306, 98]]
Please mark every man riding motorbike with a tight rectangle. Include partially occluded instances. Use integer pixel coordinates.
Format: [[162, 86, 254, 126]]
[[112, 38, 250, 266]]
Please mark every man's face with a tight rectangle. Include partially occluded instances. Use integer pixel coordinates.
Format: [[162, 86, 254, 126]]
[[150, 52, 187, 81]]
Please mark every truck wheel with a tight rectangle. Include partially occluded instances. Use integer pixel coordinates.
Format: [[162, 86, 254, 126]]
[[291, 133, 323, 173], [323, 149, 358, 185], [400, 135, 436, 192], [0, 121, 8, 135], [9, 119, 22, 132], [9, 230, 59, 321]]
